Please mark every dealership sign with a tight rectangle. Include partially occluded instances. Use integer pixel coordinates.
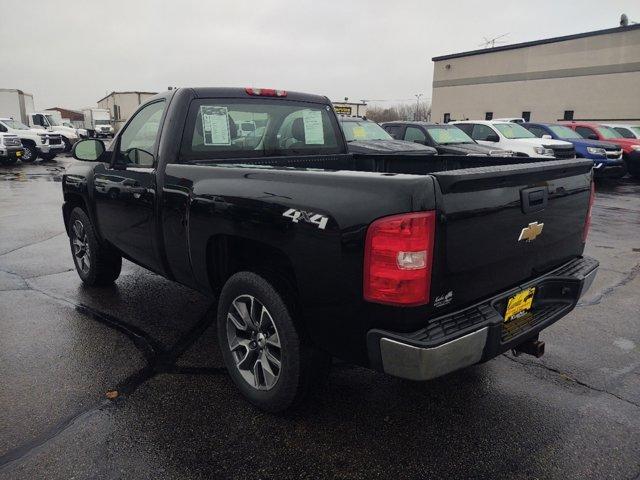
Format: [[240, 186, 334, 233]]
[[334, 105, 352, 115]]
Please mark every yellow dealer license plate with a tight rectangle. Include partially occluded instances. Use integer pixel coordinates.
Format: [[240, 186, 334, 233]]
[[16, 151, 22, 157], [504, 287, 535, 322]]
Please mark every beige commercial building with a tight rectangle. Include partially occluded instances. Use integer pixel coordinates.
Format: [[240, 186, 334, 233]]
[[431, 24, 640, 124], [97, 91, 157, 131]]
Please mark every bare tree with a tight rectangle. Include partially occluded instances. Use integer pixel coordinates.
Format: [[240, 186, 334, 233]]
[[366, 102, 431, 123]]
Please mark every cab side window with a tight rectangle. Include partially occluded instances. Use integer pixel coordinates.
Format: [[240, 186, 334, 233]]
[[575, 126, 595, 139], [472, 124, 496, 141], [526, 125, 547, 138], [614, 127, 634, 139], [455, 124, 473, 136], [404, 126, 426, 143], [32, 114, 47, 127], [117, 101, 165, 166], [384, 125, 402, 139], [0, 123, 7, 133]]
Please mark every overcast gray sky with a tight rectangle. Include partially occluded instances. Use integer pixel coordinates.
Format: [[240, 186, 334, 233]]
[[1, 0, 638, 110]]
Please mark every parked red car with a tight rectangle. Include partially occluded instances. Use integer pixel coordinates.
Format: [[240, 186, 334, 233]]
[[562, 122, 640, 178]]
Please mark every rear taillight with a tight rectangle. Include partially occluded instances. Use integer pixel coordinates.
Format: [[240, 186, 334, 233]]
[[363, 211, 436, 306], [245, 87, 287, 97], [582, 181, 595, 242]]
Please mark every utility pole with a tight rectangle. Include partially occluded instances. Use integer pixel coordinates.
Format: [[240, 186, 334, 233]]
[[414, 94, 423, 120]]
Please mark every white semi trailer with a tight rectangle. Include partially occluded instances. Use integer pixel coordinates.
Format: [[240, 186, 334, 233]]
[[82, 108, 113, 138]]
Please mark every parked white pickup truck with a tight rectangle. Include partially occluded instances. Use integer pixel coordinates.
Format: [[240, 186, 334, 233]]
[[28, 112, 79, 152], [452, 120, 576, 159], [0, 117, 64, 161], [0, 133, 24, 165]]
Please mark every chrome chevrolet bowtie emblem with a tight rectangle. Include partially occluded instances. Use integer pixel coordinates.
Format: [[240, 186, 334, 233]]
[[518, 221, 544, 242]]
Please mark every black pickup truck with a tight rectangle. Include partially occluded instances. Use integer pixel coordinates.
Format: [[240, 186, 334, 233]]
[[63, 87, 598, 412]]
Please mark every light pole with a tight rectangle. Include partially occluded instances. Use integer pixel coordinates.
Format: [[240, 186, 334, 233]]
[[414, 94, 423, 120]]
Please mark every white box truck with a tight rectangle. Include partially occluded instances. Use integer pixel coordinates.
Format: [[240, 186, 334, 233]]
[[82, 108, 113, 138], [0, 89, 35, 123], [0, 89, 79, 151]]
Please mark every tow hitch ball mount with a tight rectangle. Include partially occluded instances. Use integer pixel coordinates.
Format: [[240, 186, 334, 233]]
[[512, 337, 545, 358]]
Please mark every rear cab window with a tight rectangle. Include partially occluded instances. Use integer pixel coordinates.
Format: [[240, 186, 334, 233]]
[[180, 98, 342, 161]]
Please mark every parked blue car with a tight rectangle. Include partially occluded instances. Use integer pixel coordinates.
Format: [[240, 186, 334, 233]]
[[522, 122, 626, 178]]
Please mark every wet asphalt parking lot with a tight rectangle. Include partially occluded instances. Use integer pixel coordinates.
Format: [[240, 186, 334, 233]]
[[0, 155, 639, 480]]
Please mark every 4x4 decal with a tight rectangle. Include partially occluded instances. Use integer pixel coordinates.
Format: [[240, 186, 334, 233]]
[[282, 208, 329, 230]]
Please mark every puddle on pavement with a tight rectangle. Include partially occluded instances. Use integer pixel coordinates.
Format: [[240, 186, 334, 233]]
[[0, 165, 66, 182]]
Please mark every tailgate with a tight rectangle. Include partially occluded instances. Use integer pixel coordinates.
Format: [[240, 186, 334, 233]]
[[429, 159, 593, 310]]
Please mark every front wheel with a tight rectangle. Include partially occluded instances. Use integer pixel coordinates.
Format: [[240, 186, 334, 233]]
[[62, 137, 72, 152], [68, 207, 122, 286], [217, 272, 330, 412], [20, 144, 37, 162]]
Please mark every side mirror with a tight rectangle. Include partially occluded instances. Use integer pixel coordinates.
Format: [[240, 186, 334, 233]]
[[73, 139, 105, 161], [542, 134, 552, 139], [486, 133, 499, 142], [588, 134, 598, 140]]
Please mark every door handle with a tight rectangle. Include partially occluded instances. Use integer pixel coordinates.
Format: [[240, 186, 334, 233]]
[[128, 186, 147, 199]]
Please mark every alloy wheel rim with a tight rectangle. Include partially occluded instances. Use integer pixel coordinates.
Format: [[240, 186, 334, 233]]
[[72, 220, 91, 274], [22, 147, 33, 161], [226, 294, 282, 390]]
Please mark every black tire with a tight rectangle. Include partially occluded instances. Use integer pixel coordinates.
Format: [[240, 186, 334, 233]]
[[62, 137, 72, 152], [217, 271, 329, 412], [40, 152, 57, 161], [20, 144, 37, 162], [68, 207, 122, 286]]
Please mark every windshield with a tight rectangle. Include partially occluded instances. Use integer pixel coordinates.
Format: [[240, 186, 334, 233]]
[[340, 120, 392, 141], [45, 115, 59, 126], [494, 123, 536, 139], [2, 119, 30, 130], [597, 126, 622, 139], [181, 99, 342, 159], [95, 120, 110, 125], [425, 125, 474, 144], [548, 125, 582, 139]]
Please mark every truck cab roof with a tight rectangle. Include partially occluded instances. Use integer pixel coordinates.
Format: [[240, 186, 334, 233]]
[[182, 87, 331, 105]]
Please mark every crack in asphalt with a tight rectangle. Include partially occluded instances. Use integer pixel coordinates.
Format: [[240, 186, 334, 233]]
[[0, 232, 65, 257], [577, 262, 640, 307], [0, 269, 226, 471], [502, 354, 640, 409]]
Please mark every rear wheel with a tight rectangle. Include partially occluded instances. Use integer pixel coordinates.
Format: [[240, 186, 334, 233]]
[[217, 271, 330, 412], [20, 144, 37, 162], [68, 207, 122, 286]]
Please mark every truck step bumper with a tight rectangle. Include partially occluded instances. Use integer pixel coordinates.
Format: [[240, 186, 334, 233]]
[[367, 256, 598, 381]]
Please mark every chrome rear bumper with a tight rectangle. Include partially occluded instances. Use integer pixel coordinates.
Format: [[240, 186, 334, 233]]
[[368, 256, 598, 381]]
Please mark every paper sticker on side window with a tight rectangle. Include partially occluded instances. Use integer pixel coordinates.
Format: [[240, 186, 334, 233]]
[[200, 106, 231, 145], [303, 109, 324, 145]]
